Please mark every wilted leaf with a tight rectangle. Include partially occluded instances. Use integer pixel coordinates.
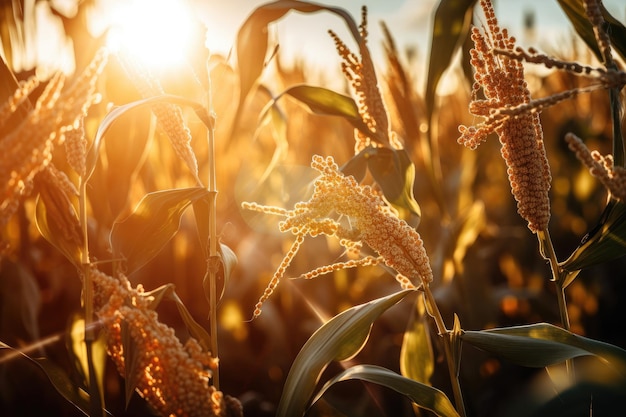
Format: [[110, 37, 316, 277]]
[[400, 294, 434, 385], [110, 187, 210, 275], [276, 289, 415, 417], [425, 0, 477, 127], [462, 323, 626, 376], [560, 199, 626, 272], [311, 365, 460, 417], [557, 0, 626, 62]]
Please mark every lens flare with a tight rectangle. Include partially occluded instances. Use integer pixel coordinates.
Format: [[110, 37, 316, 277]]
[[106, 0, 194, 70]]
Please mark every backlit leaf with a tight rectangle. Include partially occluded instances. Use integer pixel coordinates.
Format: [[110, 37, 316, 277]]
[[142, 283, 212, 352], [110, 187, 210, 275], [35, 195, 82, 267], [425, 0, 476, 127], [276, 289, 415, 417], [400, 294, 434, 385], [311, 365, 460, 417], [560, 199, 626, 272], [557, 0, 626, 62], [366, 147, 421, 225], [234, 0, 361, 134], [86, 95, 209, 182], [462, 323, 626, 376], [282, 85, 374, 138]]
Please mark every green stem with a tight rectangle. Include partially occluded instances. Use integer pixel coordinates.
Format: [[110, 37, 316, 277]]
[[537, 229, 574, 377], [206, 65, 220, 390], [424, 286, 466, 417], [79, 178, 104, 416]]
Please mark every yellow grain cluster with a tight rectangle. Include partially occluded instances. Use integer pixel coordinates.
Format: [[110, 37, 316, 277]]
[[0, 50, 107, 226], [243, 155, 431, 318], [329, 7, 393, 151], [91, 267, 242, 417]]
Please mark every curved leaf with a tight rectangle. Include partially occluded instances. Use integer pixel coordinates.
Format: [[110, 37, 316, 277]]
[[400, 295, 434, 385], [311, 365, 460, 417], [281, 85, 375, 138], [86, 95, 209, 182], [276, 289, 415, 417], [561, 199, 626, 272], [142, 283, 212, 352], [0, 341, 112, 416], [365, 147, 421, 225], [234, 0, 361, 134], [462, 323, 626, 376], [557, 0, 626, 62], [425, 0, 476, 126], [35, 195, 82, 267], [110, 187, 210, 275]]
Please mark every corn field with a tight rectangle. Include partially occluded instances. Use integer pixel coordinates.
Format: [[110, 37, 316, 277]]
[[1, 0, 626, 416]]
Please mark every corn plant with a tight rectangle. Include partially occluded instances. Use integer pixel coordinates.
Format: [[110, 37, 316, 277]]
[[0, 0, 625, 416]]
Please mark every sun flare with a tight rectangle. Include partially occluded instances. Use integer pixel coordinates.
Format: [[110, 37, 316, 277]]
[[106, 0, 195, 70]]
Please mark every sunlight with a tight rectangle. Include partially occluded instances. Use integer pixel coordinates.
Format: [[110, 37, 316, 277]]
[[106, 0, 194, 70]]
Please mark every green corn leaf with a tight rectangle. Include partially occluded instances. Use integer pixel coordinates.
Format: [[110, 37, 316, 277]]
[[557, 0, 626, 62], [119, 320, 142, 408], [400, 294, 434, 386], [86, 95, 209, 182], [255, 88, 289, 184], [0, 341, 112, 416], [462, 323, 626, 376], [311, 365, 460, 417], [276, 289, 415, 417], [142, 283, 212, 352], [34, 195, 83, 268], [281, 85, 375, 138], [366, 147, 421, 225], [340, 151, 368, 183], [560, 199, 626, 272], [425, 0, 477, 128], [234, 0, 361, 135], [110, 187, 210, 275]]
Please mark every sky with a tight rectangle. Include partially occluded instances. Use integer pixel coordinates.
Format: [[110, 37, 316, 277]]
[[198, 0, 626, 80]]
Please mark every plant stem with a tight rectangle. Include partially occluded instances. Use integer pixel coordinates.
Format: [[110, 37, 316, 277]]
[[423, 286, 466, 417], [206, 65, 220, 390], [537, 229, 575, 377], [79, 178, 104, 416]]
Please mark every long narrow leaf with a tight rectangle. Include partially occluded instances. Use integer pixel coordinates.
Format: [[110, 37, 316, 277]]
[[0, 342, 111, 416], [425, 0, 476, 127], [276, 289, 415, 417], [560, 199, 626, 272], [234, 0, 361, 135], [462, 323, 626, 376], [110, 187, 210, 275], [86, 95, 209, 181], [557, 0, 626, 62], [311, 365, 460, 417]]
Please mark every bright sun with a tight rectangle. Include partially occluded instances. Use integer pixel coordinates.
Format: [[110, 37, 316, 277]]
[[106, 0, 195, 70]]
